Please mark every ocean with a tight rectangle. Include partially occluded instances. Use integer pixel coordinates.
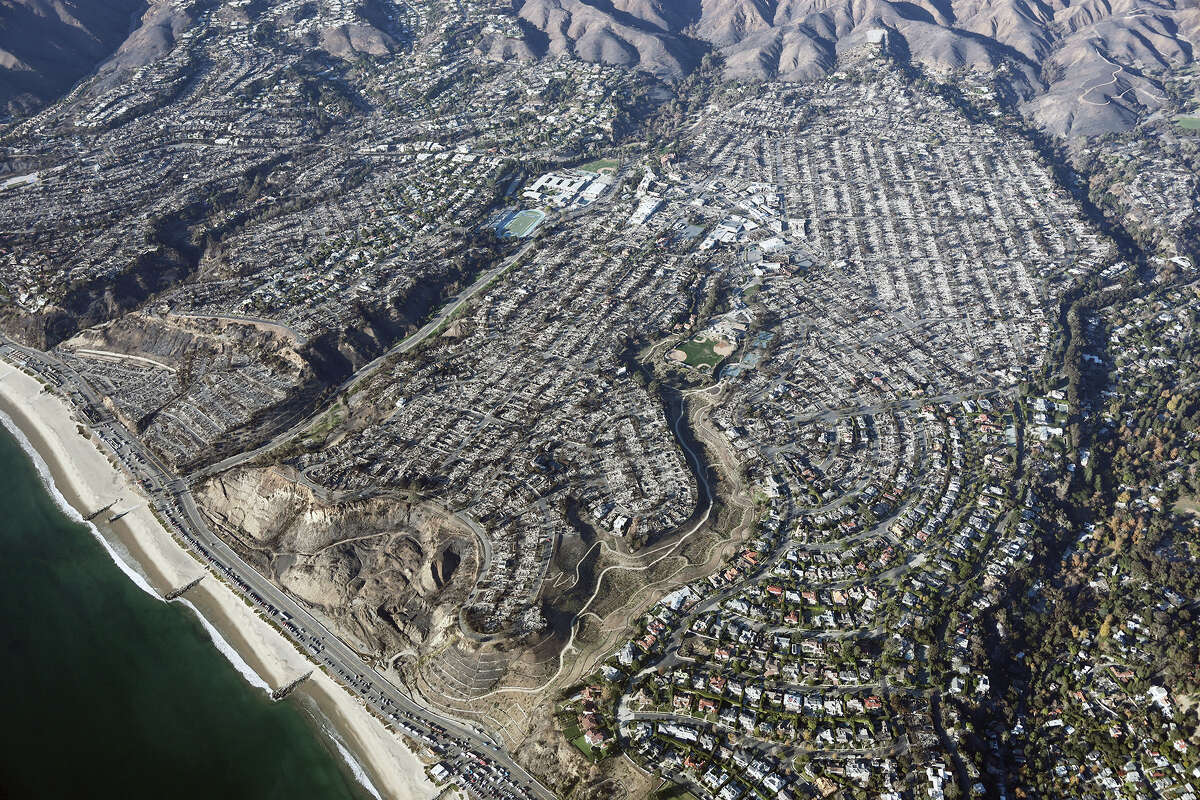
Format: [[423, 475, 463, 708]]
[[0, 424, 371, 800]]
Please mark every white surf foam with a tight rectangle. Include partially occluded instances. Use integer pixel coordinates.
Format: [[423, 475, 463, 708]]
[[176, 598, 272, 695], [0, 407, 275, 698], [1, 396, 383, 787], [331, 734, 384, 799], [0, 408, 161, 601]]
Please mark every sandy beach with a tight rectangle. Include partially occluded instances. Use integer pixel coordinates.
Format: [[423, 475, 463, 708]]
[[0, 360, 437, 800]]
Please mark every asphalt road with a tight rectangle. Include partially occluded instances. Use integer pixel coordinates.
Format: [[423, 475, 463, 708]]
[[0, 339, 555, 800], [0, 172, 634, 800], [191, 169, 626, 483], [189, 234, 539, 482]]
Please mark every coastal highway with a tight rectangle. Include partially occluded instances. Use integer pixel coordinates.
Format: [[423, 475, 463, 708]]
[[173, 486, 555, 800], [0, 173, 628, 799], [0, 339, 557, 800]]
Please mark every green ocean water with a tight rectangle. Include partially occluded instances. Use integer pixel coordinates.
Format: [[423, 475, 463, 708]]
[[0, 425, 370, 800]]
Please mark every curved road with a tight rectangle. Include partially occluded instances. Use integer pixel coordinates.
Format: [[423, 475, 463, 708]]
[[0, 173, 633, 800], [190, 235, 539, 482], [191, 171, 627, 484], [1, 339, 555, 800]]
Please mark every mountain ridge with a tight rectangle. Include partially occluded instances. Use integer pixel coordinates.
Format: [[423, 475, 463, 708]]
[[0, 0, 147, 118], [510, 0, 1198, 136], [2, 0, 1195, 136]]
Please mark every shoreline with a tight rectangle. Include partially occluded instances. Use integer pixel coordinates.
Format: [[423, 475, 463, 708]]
[[0, 362, 437, 800]]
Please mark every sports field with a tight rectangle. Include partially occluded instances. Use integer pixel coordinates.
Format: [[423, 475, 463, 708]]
[[678, 336, 724, 368], [580, 157, 618, 174], [493, 208, 545, 238], [1176, 117, 1200, 130]]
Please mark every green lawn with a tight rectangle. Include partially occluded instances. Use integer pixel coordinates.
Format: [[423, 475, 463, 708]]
[[1176, 117, 1200, 130], [580, 157, 619, 173], [563, 721, 600, 760], [302, 398, 347, 444], [653, 785, 698, 800], [499, 209, 545, 238], [678, 337, 724, 369], [569, 734, 599, 760]]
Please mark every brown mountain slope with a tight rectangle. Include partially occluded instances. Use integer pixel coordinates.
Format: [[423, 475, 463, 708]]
[[0, 0, 145, 117], [512, 0, 1199, 136], [516, 0, 704, 77]]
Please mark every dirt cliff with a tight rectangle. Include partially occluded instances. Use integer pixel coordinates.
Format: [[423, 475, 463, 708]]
[[195, 465, 476, 659]]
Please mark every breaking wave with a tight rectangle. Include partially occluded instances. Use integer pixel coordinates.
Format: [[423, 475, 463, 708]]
[[2, 396, 386, 795], [331, 734, 384, 799], [0, 407, 274, 697], [176, 598, 272, 695], [0, 408, 160, 601]]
